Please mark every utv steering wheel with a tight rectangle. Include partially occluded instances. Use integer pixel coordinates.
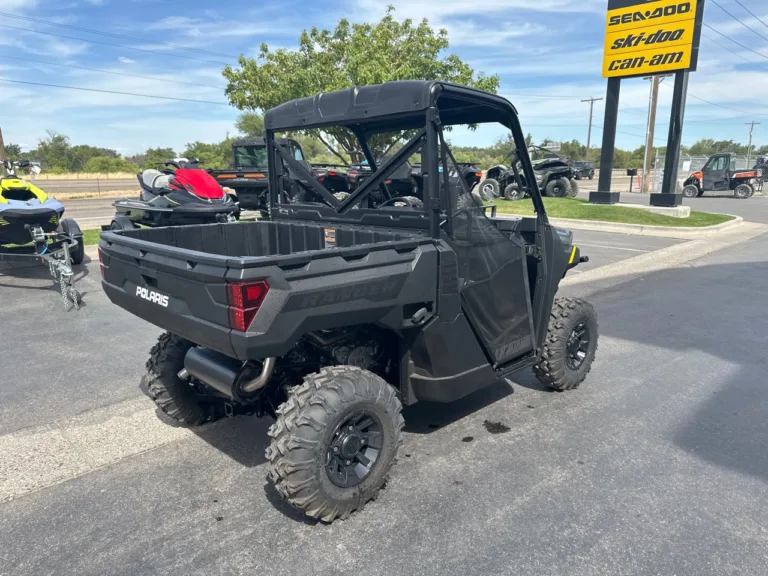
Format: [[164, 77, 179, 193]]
[[379, 196, 418, 209]]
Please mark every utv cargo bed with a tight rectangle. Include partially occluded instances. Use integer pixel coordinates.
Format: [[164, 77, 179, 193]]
[[99, 220, 438, 360]]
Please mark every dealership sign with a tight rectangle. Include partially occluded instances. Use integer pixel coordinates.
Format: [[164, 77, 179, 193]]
[[602, 0, 705, 78]]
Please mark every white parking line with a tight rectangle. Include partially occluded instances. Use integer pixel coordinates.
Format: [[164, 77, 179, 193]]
[[0, 397, 192, 502], [577, 242, 649, 253]]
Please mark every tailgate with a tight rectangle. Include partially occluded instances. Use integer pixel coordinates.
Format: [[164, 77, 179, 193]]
[[99, 234, 236, 357]]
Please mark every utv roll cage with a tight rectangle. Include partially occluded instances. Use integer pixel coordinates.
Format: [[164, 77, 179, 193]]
[[263, 80, 548, 236]]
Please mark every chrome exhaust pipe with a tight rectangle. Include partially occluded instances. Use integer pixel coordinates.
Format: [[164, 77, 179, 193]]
[[239, 356, 276, 394]]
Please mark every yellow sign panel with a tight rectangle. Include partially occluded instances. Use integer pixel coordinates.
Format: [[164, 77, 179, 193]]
[[602, 0, 704, 78]]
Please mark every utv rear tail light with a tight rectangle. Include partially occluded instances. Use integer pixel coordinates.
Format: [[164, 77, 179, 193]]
[[227, 280, 269, 332], [328, 171, 337, 177]]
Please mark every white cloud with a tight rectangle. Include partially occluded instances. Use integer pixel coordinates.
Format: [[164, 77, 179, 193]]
[[118, 57, 136, 64], [0, 0, 37, 12], [145, 15, 283, 39]]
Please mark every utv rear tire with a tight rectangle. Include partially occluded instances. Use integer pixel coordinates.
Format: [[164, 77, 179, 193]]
[[478, 178, 500, 201], [734, 184, 753, 199], [534, 298, 598, 392], [266, 366, 404, 523], [682, 185, 699, 199], [568, 178, 580, 197], [545, 177, 571, 198], [145, 332, 225, 426]]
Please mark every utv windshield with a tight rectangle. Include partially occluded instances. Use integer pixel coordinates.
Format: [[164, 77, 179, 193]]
[[234, 146, 268, 168]]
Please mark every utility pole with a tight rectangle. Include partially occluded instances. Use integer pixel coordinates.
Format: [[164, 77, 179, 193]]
[[582, 97, 602, 158], [746, 121, 760, 166], [641, 74, 671, 193]]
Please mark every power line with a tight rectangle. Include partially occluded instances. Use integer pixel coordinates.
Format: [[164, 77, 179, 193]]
[[0, 24, 231, 66], [0, 77, 230, 105], [701, 32, 753, 62], [0, 11, 239, 60], [710, 0, 768, 43], [733, 0, 768, 31], [1, 54, 224, 90], [703, 23, 768, 60], [659, 81, 768, 116]]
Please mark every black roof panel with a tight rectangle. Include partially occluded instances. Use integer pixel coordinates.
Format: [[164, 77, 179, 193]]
[[264, 81, 518, 133]]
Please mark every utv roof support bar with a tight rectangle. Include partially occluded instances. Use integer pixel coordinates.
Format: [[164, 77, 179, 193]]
[[337, 128, 426, 214], [425, 111, 441, 239], [350, 126, 391, 201], [272, 140, 341, 208]]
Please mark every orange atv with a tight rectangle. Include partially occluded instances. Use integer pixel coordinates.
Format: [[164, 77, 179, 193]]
[[682, 153, 761, 199]]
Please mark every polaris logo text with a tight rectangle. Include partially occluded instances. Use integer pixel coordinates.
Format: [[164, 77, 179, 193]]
[[136, 286, 169, 307], [611, 28, 685, 49], [609, 2, 691, 26], [608, 50, 684, 71]]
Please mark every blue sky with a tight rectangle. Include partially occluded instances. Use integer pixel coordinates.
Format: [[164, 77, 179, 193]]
[[1, 0, 767, 155]]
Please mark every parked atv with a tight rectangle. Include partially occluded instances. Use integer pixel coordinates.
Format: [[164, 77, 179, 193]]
[[682, 153, 761, 199], [479, 145, 579, 201], [412, 161, 483, 198], [99, 81, 597, 524]]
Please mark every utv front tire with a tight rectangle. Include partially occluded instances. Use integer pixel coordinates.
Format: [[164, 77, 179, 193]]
[[734, 183, 753, 199], [545, 177, 571, 198], [266, 366, 404, 523], [534, 298, 598, 391], [145, 332, 225, 426], [682, 185, 699, 199], [478, 178, 500, 201]]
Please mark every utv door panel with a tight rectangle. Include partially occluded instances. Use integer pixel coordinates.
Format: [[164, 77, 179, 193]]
[[449, 211, 536, 367], [703, 155, 730, 191]]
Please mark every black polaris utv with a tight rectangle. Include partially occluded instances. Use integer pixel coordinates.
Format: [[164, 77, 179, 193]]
[[480, 145, 578, 201], [98, 81, 598, 524]]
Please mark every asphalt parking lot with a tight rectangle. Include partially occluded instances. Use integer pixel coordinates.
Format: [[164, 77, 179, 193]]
[[1, 223, 767, 575]]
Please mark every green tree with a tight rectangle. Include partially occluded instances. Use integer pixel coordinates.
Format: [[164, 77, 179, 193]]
[[34, 131, 73, 172], [140, 147, 177, 170], [222, 6, 499, 161], [4, 143, 22, 161], [235, 112, 265, 137], [182, 140, 233, 169], [83, 156, 137, 174]]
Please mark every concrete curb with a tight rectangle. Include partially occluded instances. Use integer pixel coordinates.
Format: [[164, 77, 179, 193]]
[[497, 213, 744, 239]]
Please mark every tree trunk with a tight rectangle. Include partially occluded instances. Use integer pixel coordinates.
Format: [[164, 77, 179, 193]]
[[317, 133, 350, 166]]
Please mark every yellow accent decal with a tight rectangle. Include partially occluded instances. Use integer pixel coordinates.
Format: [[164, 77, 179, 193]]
[[569, 246, 577, 265]]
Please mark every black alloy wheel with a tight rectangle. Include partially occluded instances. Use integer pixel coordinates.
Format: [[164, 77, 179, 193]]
[[325, 411, 384, 488], [565, 322, 590, 370]]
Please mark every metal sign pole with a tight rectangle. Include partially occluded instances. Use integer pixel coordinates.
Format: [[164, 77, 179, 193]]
[[590, 78, 621, 204], [651, 69, 688, 206]]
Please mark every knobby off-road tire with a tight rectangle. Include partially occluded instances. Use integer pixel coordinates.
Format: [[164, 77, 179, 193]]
[[504, 183, 523, 201], [534, 298, 598, 391], [266, 366, 404, 523], [734, 183, 753, 199], [568, 177, 580, 197], [545, 177, 571, 198], [145, 332, 225, 426], [682, 185, 699, 199], [478, 178, 500, 201]]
